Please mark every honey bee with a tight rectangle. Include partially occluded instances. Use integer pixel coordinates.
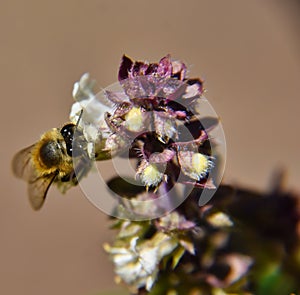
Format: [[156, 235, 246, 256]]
[[12, 115, 91, 210]]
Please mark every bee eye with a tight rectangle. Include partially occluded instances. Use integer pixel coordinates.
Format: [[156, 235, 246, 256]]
[[61, 124, 75, 142], [39, 141, 62, 168], [60, 124, 75, 157]]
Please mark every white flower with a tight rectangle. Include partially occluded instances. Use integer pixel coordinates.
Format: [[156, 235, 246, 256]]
[[206, 212, 234, 228], [104, 232, 178, 291], [69, 73, 114, 157]]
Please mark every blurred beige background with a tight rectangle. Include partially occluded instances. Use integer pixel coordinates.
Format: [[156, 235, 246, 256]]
[[1, 1, 299, 294]]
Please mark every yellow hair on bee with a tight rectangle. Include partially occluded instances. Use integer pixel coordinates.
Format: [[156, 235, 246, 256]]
[[12, 121, 89, 210], [31, 128, 73, 178]]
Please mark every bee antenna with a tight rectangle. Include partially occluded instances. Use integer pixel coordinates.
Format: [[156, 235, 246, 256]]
[[75, 109, 83, 129]]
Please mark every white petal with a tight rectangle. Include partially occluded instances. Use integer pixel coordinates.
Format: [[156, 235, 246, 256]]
[[114, 252, 137, 266], [116, 261, 142, 284], [139, 247, 159, 274], [207, 212, 233, 227]]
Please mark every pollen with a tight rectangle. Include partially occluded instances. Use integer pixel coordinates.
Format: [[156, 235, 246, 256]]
[[140, 164, 163, 188], [192, 153, 209, 175], [125, 107, 144, 132]]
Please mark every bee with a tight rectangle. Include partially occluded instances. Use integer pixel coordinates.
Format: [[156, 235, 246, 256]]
[[12, 113, 91, 210]]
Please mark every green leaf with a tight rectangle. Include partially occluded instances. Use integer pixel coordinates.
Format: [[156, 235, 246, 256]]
[[257, 264, 297, 295], [172, 246, 185, 269]]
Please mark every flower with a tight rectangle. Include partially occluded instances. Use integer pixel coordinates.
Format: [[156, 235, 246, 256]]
[[104, 232, 178, 292], [104, 55, 214, 192], [68, 56, 225, 292], [137, 162, 165, 188], [66, 55, 300, 295], [69, 73, 114, 158], [69, 55, 215, 194], [206, 211, 233, 228]]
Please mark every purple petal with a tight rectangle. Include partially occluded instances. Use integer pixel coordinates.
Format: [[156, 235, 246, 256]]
[[157, 55, 172, 78], [145, 63, 158, 75], [153, 111, 178, 142], [148, 149, 176, 164], [118, 55, 133, 81], [166, 82, 187, 102], [131, 61, 148, 78], [185, 78, 204, 97], [171, 60, 187, 80]]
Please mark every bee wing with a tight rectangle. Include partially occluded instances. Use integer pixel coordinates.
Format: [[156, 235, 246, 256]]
[[73, 155, 92, 184], [28, 174, 57, 210], [12, 145, 36, 181], [12, 144, 57, 210]]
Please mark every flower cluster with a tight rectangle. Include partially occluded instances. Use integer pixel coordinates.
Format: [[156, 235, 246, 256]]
[[68, 55, 227, 293], [104, 212, 194, 293], [107, 56, 215, 190], [105, 182, 300, 295], [70, 55, 215, 191], [105, 186, 255, 295], [67, 55, 300, 295]]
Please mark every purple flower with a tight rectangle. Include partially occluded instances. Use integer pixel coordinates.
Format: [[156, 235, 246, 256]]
[[103, 55, 214, 190]]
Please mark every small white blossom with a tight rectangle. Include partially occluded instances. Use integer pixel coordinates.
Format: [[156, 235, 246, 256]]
[[69, 73, 114, 157], [207, 212, 234, 228], [104, 232, 178, 291]]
